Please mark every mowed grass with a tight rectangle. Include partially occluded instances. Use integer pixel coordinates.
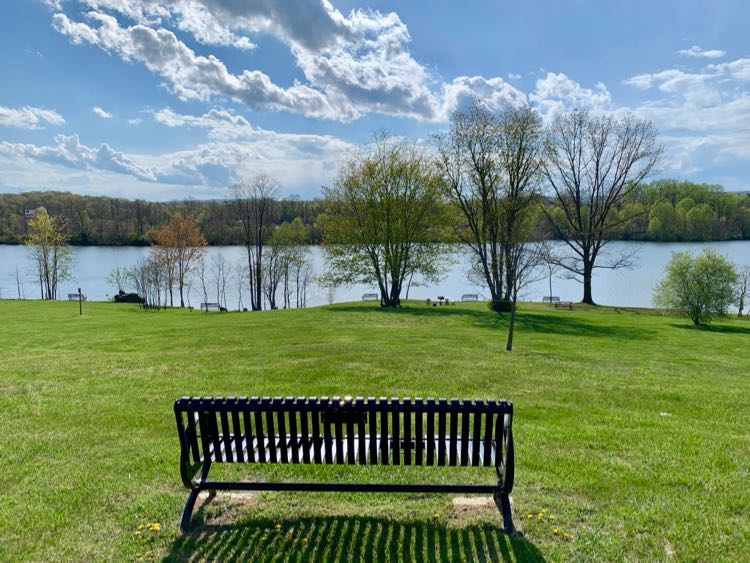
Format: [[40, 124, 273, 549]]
[[0, 300, 749, 562]]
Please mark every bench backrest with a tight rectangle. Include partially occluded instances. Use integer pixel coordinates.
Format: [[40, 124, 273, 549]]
[[175, 396, 512, 469], [362, 293, 379, 301], [461, 294, 479, 301], [542, 296, 560, 303]]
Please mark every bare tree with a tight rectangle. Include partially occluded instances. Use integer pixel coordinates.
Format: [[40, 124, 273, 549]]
[[435, 101, 507, 311], [210, 253, 231, 309], [233, 175, 279, 311], [738, 265, 750, 317], [542, 109, 663, 304], [235, 263, 247, 310], [196, 256, 210, 306], [106, 266, 130, 293]]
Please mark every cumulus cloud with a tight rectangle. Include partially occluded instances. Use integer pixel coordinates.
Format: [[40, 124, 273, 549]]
[[0, 134, 156, 181], [92, 106, 113, 118], [622, 57, 750, 177], [145, 107, 353, 187], [0, 105, 65, 129], [529, 72, 611, 119], [677, 45, 726, 59], [50, 1, 533, 122]]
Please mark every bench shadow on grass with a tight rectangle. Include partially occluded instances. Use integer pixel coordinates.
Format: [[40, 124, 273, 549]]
[[167, 515, 545, 562], [332, 304, 653, 341]]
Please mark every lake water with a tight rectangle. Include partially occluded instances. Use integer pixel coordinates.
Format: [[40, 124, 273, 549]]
[[1, 242, 748, 308]]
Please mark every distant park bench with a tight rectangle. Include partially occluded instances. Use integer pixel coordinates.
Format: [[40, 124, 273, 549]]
[[67, 293, 86, 301], [174, 396, 516, 534], [555, 301, 573, 310], [542, 296, 560, 304], [461, 293, 479, 302], [200, 303, 221, 312], [361, 293, 379, 301]]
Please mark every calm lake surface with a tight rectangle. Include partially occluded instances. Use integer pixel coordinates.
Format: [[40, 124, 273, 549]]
[[1, 242, 748, 308]]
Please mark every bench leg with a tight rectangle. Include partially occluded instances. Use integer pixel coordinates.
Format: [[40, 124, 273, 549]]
[[180, 488, 200, 534], [493, 490, 515, 535]]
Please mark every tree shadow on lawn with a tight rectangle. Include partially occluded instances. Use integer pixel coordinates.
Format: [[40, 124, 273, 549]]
[[670, 322, 750, 335], [167, 514, 545, 562], [331, 304, 653, 341]]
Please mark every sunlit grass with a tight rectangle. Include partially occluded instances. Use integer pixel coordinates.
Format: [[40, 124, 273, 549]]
[[0, 299, 748, 560]]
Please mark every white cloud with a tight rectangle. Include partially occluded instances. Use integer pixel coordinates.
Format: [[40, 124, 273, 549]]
[[622, 56, 750, 178], [50, 2, 532, 122], [92, 106, 113, 118], [0, 109, 354, 197], [529, 72, 611, 119], [677, 45, 726, 59], [128, 117, 143, 125], [0, 134, 156, 181], [0, 105, 65, 129]]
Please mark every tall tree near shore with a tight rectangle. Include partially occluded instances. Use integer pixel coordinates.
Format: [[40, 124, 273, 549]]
[[496, 106, 546, 350], [233, 175, 279, 311], [322, 135, 448, 307], [25, 209, 72, 300], [542, 109, 663, 304], [153, 214, 207, 307], [434, 101, 507, 311]]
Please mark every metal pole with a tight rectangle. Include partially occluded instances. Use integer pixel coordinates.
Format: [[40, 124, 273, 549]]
[[78, 287, 82, 316]]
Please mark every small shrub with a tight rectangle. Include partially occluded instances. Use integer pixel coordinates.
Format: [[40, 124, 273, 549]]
[[653, 248, 738, 325]]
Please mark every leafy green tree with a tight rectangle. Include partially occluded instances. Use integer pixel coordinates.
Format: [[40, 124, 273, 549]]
[[322, 135, 449, 308], [654, 249, 738, 325], [25, 209, 73, 300]]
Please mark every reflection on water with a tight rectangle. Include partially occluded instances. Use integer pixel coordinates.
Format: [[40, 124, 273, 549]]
[[1, 241, 748, 308]]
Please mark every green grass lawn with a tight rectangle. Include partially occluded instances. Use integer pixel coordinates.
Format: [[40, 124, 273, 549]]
[[1, 300, 748, 561]]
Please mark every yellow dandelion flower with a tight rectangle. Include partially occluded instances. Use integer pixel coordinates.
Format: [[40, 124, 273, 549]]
[[137, 524, 145, 531]]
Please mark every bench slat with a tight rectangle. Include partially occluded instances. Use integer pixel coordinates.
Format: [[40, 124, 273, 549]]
[[379, 398, 389, 465], [391, 399, 400, 466], [449, 400, 459, 466], [403, 399, 412, 466], [426, 400, 435, 465], [471, 406, 482, 466], [288, 400, 299, 464], [437, 400, 447, 466], [368, 402, 377, 465], [414, 398, 424, 465], [254, 402, 266, 463], [356, 398, 367, 465], [460, 400, 471, 466], [220, 406, 233, 463]]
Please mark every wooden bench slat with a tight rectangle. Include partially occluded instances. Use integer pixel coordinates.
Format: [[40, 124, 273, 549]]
[[414, 398, 423, 465]]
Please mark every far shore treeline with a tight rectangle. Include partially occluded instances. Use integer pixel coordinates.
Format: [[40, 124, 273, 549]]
[[2, 179, 749, 247]]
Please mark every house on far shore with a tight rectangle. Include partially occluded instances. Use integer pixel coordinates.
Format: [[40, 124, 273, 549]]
[[25, 206, 47, 219]]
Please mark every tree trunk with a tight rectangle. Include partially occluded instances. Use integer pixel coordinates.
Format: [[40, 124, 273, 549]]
[[505, 299, 517, 352], [582, 262, 595, 305]]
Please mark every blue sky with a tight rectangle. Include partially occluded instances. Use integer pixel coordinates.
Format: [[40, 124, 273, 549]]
[[0, 0, 748, 200]]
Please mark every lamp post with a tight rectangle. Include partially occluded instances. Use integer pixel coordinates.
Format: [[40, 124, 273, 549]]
[[78, 287, 83, 316]]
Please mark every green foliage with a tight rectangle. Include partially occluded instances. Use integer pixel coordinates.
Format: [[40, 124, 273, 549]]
[[654, 248, 739, 325], [322, 138, 451, 306]]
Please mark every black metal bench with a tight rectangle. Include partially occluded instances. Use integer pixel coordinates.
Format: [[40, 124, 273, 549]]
[[174, 396, 515, 534]]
